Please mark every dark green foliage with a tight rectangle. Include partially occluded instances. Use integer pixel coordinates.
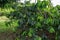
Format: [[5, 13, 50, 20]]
[[0, 0, 16, 7], [0, 0, 60, 40]]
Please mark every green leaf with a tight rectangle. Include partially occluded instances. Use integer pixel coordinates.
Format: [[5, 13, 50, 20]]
[[28, 28, 34, 37], [22, 31, 27, 36], [34, 36, 42, 40], [35, 22, 41, 28], [49, 27, 55, 33], [37, 16, 44, 22]]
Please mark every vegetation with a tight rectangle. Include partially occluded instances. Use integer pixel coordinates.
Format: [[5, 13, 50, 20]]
[[0, 0, 60, 40]]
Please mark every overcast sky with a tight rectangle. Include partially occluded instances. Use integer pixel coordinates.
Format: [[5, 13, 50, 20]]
[[51, 0, 60, 6], [19, 0, 60, 6]]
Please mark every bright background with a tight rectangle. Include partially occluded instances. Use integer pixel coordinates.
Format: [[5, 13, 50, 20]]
[[18, 0, 60, 6], [51, 0, 60, 6]]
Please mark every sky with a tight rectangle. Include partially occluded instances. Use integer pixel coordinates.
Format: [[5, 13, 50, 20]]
[[18, 0, 60, 6], [51, 0, 60, 6]]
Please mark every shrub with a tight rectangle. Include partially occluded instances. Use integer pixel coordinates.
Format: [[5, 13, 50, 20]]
[[0, 0, 60, 40]]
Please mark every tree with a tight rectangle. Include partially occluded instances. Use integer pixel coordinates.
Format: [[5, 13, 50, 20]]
[[0, 0, 60, 40]]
